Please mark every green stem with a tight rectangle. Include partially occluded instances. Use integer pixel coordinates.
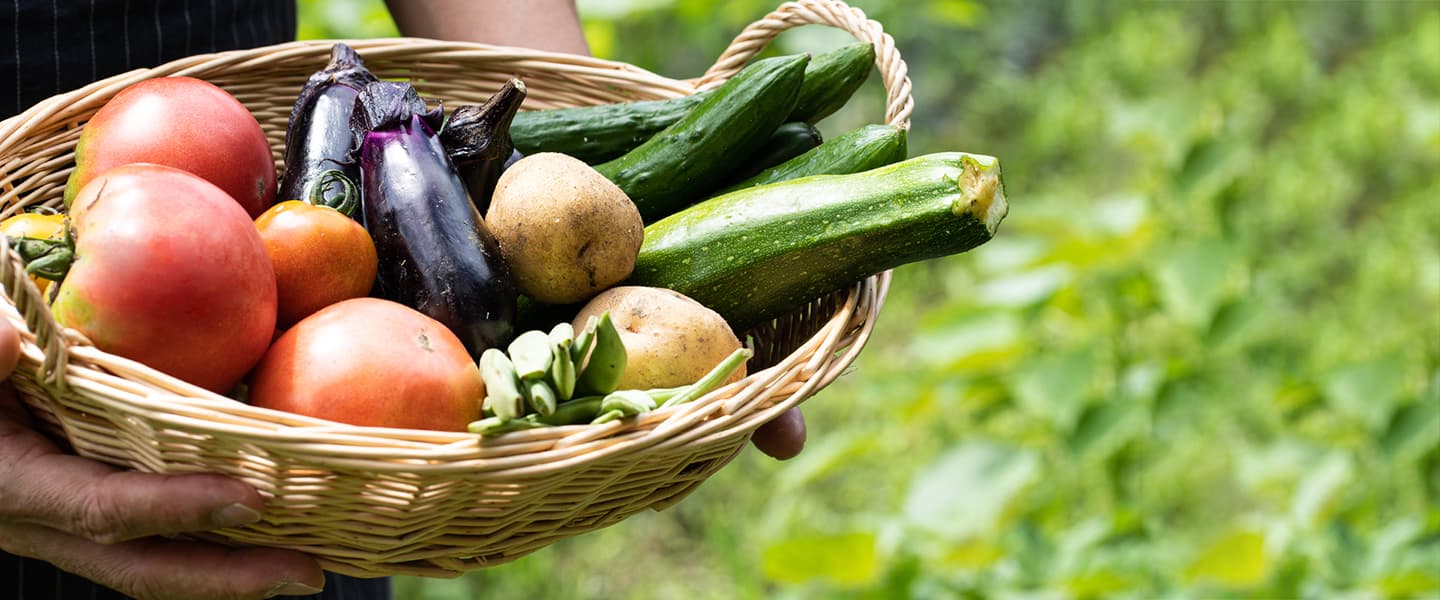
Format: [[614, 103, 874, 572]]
[[660, 347, 753, 408], [540, 396, 602, 425], [307, 169, 360, 217], [9, 229, 75, 283]]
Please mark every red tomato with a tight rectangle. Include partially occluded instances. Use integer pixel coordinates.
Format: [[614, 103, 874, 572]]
[[248, 298, 484, 432], [255, 201, 378, 329], [53, 164, 277, 393], [63, 76, 277, 218]]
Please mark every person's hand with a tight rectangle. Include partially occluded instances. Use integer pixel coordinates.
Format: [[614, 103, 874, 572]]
[[751, 407, 806, 460], [0, 383, 326, 600]]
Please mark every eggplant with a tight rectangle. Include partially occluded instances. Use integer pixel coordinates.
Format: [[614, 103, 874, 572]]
[[439, 79, 528, 215], [352, 81, 517, 356], [460, 147, 524, 215], [277, 43, 378, 208]]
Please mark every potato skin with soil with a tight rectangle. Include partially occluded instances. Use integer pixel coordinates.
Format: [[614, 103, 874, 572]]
[[572, 286, 747, 391], [485, 152, 643, 305]]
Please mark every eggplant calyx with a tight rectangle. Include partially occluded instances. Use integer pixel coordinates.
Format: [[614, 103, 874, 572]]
[[288, 43, 380, 136], [320, 43, 380, 90], [441, 78, 528, 166], [351, 81, 445, 148]]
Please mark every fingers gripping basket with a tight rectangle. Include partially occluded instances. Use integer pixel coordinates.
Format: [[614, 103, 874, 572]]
[[0, 0, 911, 578]]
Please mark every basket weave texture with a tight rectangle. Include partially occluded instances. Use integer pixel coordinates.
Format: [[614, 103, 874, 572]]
[[0, 0, 910, 578]]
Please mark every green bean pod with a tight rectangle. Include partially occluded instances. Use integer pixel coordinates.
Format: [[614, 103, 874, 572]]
[[574, 312, 627, 397], [479, 348, 525, 420], [547, 323, 577, 400], [592, 389, 657, 424], [571, 315, 598, 365], [524, 379, 558, 417], [507, 330, 553, 381]]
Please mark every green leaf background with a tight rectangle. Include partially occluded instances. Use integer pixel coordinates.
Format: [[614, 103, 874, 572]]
[[298, 0, 1440, 597]]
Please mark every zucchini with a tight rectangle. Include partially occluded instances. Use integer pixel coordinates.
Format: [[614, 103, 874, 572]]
[[719, 121, 824, 190], [511, 42, 875, 165], [596, 54, 809, 222], [628, 152, 1009, 330], [718, 123, 907, 194]]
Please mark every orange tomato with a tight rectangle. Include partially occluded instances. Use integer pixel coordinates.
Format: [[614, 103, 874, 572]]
[[248, 298, 484, 431], [255, 200, 378, 329], [0, 211, 67, 296]]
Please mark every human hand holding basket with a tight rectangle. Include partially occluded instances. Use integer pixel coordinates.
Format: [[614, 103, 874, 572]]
[[0, 0, 999, 579]]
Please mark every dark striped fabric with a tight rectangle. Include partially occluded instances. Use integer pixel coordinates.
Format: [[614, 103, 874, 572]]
[[4, 554, 392, 599], [2, 2, 391, 597], [1, 0, 298, 119]]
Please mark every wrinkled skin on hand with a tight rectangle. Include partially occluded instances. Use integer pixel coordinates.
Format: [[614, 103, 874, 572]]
[[0, 382, 326, 600]]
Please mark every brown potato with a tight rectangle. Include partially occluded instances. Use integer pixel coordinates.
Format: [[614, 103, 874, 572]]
[[486, 152, 643, 304], [572, 286, 747, 391]]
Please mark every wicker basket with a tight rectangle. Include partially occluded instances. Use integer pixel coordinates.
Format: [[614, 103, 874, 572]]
[[0, 0, 910, 578]]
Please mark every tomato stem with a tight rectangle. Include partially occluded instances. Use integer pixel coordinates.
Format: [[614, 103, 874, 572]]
[[307, 169, 360, 217], [8, 226, 74, 282]]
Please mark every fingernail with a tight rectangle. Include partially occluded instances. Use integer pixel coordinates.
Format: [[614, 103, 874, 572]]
[[211, 502, 263, 527], [266, 581, 324, 597]]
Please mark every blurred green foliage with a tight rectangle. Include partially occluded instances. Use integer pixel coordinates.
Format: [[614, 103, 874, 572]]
[[299, 0, 1439, 597]]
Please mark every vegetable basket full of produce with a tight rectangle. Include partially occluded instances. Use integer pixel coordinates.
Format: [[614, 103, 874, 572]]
[[0, 0, 1007, 578]]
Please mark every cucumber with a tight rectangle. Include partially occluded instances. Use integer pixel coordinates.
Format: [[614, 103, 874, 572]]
[[511, 43, 875, 165], [628, 152, 1009, 330], [789, 42, 875, 124], [596, 54, 809, 222], [719, 121, 824, 190], [511, 94, 705, 165], [718, 123, 907, 194]]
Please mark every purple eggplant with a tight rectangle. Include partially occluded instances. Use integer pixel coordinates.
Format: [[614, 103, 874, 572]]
[[277, 43, 378, 208], [440, 79, 527, 215], [458, 147, 523, 216], [352, 81, 517, 356]]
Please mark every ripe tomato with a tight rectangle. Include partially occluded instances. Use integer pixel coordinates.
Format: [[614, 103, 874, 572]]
[[63, 76, 277, 218], [256, 201, 378, 329], [0, 211, 67, 296], [248, 298, 484, 432], [53, 164, 277, 393]]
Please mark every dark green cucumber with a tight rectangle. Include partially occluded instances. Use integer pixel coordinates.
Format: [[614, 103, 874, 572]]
[[719, 121, 824, 189], [511, 43, 874, 165], [596, 54, 809, 222], [628, 152, 1009, 330], [718, 123, 907, 194], [511, 94, 707, 164], [789, 42, 874, 124]]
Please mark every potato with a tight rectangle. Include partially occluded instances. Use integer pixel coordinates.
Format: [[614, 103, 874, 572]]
[[486, 152, 643, 304], [572, 286, 747, 391]]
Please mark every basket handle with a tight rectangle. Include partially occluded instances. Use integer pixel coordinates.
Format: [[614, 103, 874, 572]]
[[696, 0, 913, 130], [0, 234, 72, 390]]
